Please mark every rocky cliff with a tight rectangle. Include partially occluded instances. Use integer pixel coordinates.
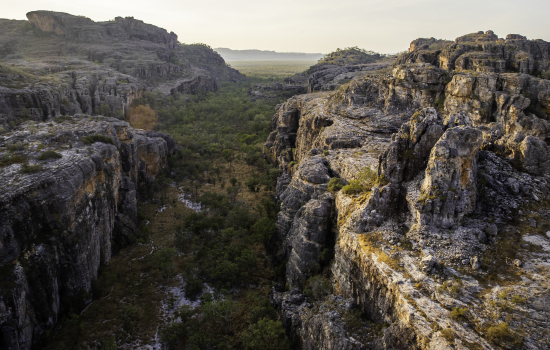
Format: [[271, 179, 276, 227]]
[[266, 31, 550, 350], [0, 11, 243, 128], [0, 115, 175, 349]]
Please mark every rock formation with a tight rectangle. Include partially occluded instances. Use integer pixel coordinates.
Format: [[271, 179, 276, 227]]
[[266, 31, 550, 349], [0, 11, 243, 129], [0, 115, 175, 349]]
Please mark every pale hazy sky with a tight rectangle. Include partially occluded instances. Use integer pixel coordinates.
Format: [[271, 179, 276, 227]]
[[2, 0, 549, 54]]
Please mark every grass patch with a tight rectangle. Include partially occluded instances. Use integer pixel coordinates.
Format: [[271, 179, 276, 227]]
[[226, 60, 315, 80]]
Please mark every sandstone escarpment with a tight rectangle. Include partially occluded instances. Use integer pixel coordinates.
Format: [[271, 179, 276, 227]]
[[0, 115, 175, 350], [0, 10, 243, 128], [267, 36, 550, 349], [399, 30, 550, 76]]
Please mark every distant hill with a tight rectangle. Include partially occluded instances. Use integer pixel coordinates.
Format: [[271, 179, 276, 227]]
[[214, 48, 325, 61]]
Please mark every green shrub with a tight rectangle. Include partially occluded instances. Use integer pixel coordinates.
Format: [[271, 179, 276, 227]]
[[7, 143, 25, 151], [322, 149, 330, 156], [0, 153, 26, 167], [342, 180, 364, 195], [80, 135, 114, 145], [541, 70, 550, 80], [37, 150, 62, 160], [54, 115, 74, 123], [288, 161, 297, 168], [486, 322, 510, 342], [341, 167, 389, 196], [440, 328, 454, 343], [511, 294, 526, 304], [327, 178, 344, 192], [450, 307, 467, 320], [20, 163, 44, 174]]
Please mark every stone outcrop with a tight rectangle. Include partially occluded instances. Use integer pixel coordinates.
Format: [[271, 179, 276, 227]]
[[416, 126, 483, 228], [399, 30, 550, 76], [266, 31, 550, 349], [0, 115, 175, 350], [271, 287, 373, 350], [0, 67, 143, 126]]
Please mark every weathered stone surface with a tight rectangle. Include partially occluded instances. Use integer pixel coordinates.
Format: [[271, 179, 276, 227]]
[[271, 289, 371, 350], [285, 194, 333, 288], [400, 30, 550, 76], [0, 115, 175, 349], [416, 126, 483, 228], [265, 30, 550, 350]]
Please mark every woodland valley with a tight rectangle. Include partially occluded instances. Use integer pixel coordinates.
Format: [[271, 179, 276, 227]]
[[1, 10, 550, 350]]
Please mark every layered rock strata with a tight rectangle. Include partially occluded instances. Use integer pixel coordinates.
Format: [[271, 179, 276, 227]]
[[0, 115, 175, 350], [267, 37, 550, 349]]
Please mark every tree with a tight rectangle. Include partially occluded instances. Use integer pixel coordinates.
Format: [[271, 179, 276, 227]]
[[203, 299, 238, 335], [127, 105, 158, 130], [226, 185, 242, 204], [241, 319, 290, 350], [222, 149, 234, 170], [154, 248, 177, 282], [245, 176, 261, 193]]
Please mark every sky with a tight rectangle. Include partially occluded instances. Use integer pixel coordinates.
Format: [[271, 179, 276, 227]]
[[2, 0, 550, 54]]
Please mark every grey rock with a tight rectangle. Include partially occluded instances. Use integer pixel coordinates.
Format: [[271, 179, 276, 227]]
[[470, 256, 482, 269], [0, 115, 175, 349]]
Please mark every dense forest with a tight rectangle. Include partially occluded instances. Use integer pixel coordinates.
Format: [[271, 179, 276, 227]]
[[43, 77, 299, 350]]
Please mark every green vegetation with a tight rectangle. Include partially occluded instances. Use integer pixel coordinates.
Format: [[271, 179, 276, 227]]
[[227, 60, 315, 80], [37, 150, 62, 160], [20, 163, 44, 174], [0, 153, 26, 167], [80, 135, 114, 145], [54, 115, 75, 124], [440, 328, 455, 343], [486, 322, 510, 342], [342, 167, 388, 195], [327, 177, 344, 193], [450, 307, 467, 320]]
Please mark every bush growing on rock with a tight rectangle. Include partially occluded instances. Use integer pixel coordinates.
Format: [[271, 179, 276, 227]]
[[342, 167, 388, 195], [80, 134, 114, 145], [327, 177, 344, 192], [450, 307, 467, 320], [0, 153, 26, 167], [486, 322, 511, 343], [37, 150, 62, 160], [20, 162, 43, 173]]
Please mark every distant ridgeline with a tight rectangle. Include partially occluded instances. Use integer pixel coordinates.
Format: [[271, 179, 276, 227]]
[[307, 47, 392, 74], [214, 48, 325, 61]]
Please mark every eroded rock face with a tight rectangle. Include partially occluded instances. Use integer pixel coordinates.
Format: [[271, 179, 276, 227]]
[[265, 30, 550, 350], [0, 115, 175, 350], [416, 127, 483, 228], [271, 288, 373, 350]]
